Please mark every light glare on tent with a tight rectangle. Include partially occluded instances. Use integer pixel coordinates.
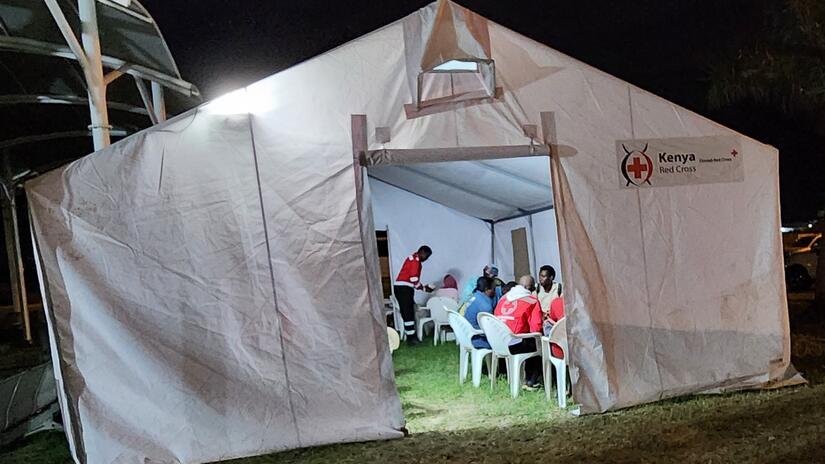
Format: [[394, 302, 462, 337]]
[[204, 88, 274, 115], [432, 60, 479, 72]]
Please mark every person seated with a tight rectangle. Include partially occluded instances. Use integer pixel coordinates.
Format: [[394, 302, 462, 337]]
[[501, 280, 517, 295], [433, 274, 459, 301], [494, 275, 544, 388], [536, 265, 562, 312], [463, 276, 496, 349], [544, 296, 565, 359], [460, 264, 499, 303]]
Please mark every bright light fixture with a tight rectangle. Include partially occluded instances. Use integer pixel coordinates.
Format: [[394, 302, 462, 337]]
[[433, 60, 478, 72], [205, 89, 252, 115], [205, 87, 275, 115], [808, 223, 814, 228]]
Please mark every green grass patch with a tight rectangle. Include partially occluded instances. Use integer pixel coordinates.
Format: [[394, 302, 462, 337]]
[[392, 342, 566, 433], [4, 338, 825, 463]]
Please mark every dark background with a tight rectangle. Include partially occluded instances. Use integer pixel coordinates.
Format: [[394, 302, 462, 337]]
[[142, 0, 824, 222]]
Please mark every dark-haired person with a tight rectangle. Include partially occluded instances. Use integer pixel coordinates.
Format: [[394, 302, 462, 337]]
[[537, 265, 562, 315], [502, 280, 517, 295], [393, 245, 433, 346], [463, 276, 496, 349]]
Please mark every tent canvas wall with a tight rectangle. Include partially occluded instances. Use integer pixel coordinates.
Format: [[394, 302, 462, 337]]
[[26, 1, 791, 462]]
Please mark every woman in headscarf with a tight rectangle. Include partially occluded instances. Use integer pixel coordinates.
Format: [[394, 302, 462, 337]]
[[433, 274, 459, 301]]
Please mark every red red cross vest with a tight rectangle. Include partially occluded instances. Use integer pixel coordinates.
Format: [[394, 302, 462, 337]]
[[394, 253, 423, 290], [494, 294, 543, 335]]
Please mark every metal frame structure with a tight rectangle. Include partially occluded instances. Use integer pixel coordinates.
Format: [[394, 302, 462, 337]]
[[0, 0, 197, 342], [365, 143, 555, 222]]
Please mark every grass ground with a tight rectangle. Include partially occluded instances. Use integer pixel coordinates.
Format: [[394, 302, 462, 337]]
[[4, 295, 825, 463]]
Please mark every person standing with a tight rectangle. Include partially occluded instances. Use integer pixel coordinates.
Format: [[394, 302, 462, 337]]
[[394, 245, 433, 346]]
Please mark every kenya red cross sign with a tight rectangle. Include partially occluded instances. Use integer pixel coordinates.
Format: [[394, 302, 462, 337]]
[[616, 136, 744, 189]]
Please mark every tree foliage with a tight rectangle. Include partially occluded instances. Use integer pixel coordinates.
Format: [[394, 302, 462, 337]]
[[707, 0, 825, 119]]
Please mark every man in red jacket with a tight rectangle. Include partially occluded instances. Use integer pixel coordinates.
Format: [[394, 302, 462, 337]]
[[393, 245, 433, 346], [494, 275, 544, 387], [546, 296, 565, 359]]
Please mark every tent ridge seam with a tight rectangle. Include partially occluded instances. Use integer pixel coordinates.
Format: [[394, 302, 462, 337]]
[[245, 111, 302, 446], [628, 86, 665, 399]]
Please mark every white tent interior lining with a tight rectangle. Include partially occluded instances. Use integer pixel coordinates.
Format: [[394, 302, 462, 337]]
[[366, 152, 563, 292]]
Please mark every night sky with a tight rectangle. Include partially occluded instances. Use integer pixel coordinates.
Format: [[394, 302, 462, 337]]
[[141, 0, 824, 222]]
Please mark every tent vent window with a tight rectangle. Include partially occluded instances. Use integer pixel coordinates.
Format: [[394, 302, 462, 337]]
[[416, 59, 498, 111], [432, 60, 479, 72]]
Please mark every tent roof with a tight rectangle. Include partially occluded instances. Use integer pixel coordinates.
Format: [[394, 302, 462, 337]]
[[368, 156, 553, 222]]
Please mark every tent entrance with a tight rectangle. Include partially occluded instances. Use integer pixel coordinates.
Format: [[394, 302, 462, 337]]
[[351, 114, 564, 317], [365, 154, 561, 291]]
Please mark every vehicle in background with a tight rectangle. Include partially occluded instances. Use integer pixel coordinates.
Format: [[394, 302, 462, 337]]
[[785, 233, 821, 291]]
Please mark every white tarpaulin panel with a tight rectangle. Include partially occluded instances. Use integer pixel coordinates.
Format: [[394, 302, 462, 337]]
[[530, 210, 564, 280], [26, 0, 793, 460], [28, 107, 403, 462]]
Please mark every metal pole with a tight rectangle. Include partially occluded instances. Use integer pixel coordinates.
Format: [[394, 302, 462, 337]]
[[528, 214, 537, 274], [134, 77, 158, 125], [151, 81, 167, 122], [490, 221, 496, 265], [78, 0, 111, 149], [2, 193, 30, 342], [43, 0, 93, 72]]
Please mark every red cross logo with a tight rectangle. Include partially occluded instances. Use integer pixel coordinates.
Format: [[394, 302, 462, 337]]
[[620, 143, 654, 186], [627, 157, 649, 179], [731, 149, 738, 157]]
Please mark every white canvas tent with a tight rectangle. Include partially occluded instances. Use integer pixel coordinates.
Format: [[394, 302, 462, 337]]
[[26, 1, 794, 462]]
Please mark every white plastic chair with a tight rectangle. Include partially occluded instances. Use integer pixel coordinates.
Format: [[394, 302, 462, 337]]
[[389, 295, 405, 341], [447, 310, 492, 387], [541, 317, 569, 407], [416, 303, 434, 343], [384, 298, 394, 323], [429, 297, 458, 345], [387, 327, 400, 353], [478, 313, 542, 398]]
